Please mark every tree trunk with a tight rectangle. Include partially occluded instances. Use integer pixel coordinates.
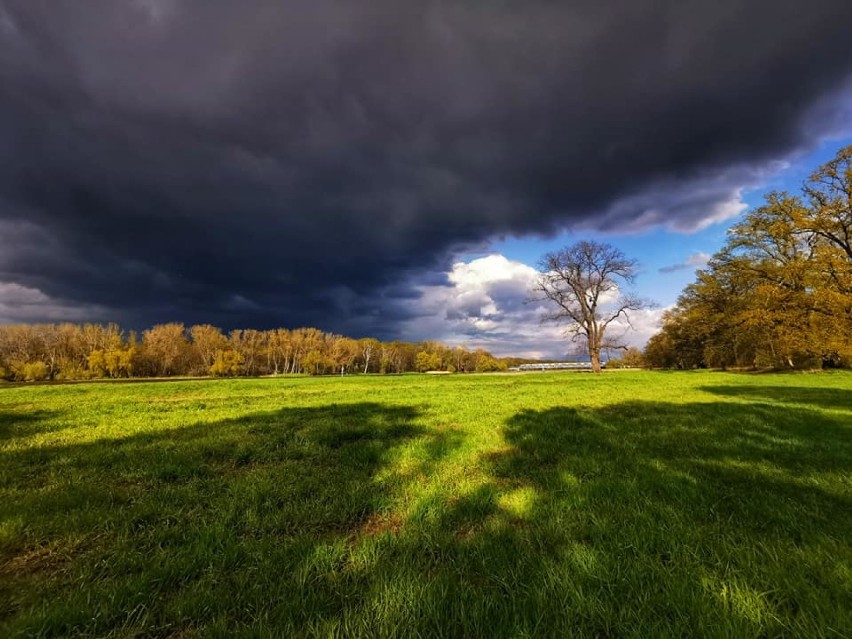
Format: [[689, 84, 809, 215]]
[[588, 326, 603, 374], [590, 348, 602, 374]]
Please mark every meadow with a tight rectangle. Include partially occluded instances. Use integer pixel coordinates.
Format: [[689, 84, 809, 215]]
[[1, 370, 850, 638]]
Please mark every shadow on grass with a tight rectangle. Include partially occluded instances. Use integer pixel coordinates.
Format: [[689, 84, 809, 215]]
[[700, 384, 852, 411], [458, 401, 852, 636], [2, 398, 851, 637], [0, 402, 434, 636], [356, 401, 851, 637], [0, 410, 66, 441]]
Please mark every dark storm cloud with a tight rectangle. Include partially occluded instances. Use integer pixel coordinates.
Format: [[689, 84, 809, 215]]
[[2, 0, 852, 334]]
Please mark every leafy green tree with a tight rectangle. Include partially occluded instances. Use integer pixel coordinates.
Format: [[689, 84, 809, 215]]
[[609, 347, 645, 368], [475, 354, 507, 372], [415, 351, 442, 372], [648, 144, 852, 369]]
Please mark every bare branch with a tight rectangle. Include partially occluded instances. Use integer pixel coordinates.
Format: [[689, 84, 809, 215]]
[[531, 241, 647, 372]]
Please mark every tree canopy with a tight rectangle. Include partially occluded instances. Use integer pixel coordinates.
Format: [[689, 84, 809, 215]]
[[0, 322, 522, 381], [645, 145, 852, 370]]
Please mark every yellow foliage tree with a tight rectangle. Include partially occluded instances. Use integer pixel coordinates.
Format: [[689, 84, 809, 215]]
[[209, 350, 244, 377]]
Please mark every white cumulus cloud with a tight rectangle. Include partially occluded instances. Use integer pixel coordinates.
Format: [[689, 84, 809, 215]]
[[404, 254, 664, 358]]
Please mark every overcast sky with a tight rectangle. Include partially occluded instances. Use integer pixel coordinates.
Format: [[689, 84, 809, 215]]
[[2, 1, 852, 357]]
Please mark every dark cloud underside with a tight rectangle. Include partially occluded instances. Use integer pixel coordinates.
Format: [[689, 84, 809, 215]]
[[1, 0, 852, 333]]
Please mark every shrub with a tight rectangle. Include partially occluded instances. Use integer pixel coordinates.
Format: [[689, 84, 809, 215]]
[[210, 350, 243, 377], [475, 356, 507, 373], [19, 361, 50, 382], [54, 361, 91, 381]]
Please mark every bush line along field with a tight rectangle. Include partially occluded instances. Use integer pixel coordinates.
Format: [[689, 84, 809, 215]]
[[1, 370, 851, 637]]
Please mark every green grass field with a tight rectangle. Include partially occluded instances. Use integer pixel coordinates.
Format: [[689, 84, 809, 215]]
[[1, 371, 851, 638]]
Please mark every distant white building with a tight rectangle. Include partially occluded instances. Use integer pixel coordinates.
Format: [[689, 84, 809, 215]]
[[509, 361, 604, 371]]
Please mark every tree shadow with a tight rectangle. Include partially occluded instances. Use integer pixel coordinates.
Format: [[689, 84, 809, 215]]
[[468, 401, 852, 636], [0, 410, 66, 441], [324, 400, 851, 636], [0, 402, 438, 636], [2, 398, 850, 637], [700, 384, 852, 411]]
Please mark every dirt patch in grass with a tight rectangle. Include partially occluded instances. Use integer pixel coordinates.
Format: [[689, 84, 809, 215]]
[[0, 542, 74, 578], [356, 511, 404, 538]]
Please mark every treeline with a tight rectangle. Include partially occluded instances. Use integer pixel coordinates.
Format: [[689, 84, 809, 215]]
[[0, 323, 512, 382], [645, 145, 852, 370]]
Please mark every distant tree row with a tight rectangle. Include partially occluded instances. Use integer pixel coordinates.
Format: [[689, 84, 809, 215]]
[[0, 323, 512, 382], [645, 145, 852, 370]]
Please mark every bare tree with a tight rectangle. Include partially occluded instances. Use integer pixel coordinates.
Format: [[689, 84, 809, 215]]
[[532, 241, 646, 373], [142, 323, 190, 377], [190, 324, 228, 372], [360, 337, 379, 374]]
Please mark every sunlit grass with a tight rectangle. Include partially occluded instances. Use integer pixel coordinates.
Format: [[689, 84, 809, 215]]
[[1, 370, 851, 637]]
